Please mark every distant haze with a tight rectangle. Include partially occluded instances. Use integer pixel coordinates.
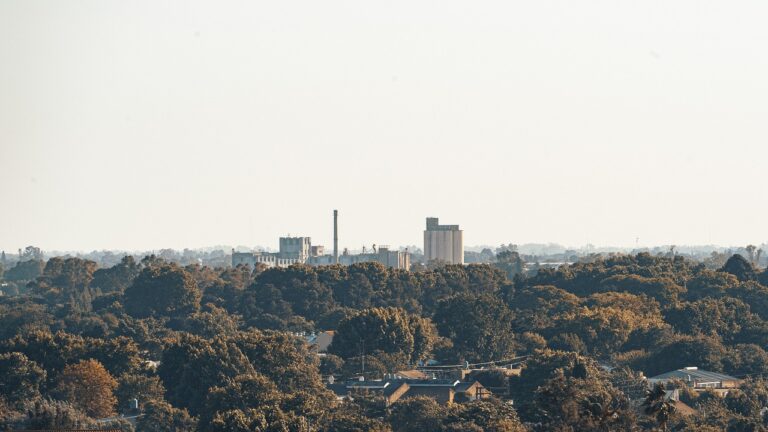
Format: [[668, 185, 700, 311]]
[[1, 1, 767, 252]]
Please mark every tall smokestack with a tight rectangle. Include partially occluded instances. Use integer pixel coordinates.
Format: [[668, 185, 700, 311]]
[[333, 209, 339, 264]]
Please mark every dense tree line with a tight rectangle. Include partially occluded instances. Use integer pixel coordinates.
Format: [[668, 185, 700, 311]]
[[2, 251, 768, 430]]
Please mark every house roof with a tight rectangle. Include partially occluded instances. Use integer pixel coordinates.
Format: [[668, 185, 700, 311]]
[[327, 383, 349, 397], [407, 379, 461, 387], [382, 382, 409, 398], [648, 367, 740, 384], [338, 379, 481, 391], [347, 381, 391, 390], [345, 380, 409, 398], [394, 369, 429, 380], [328, 379, 487, 404], [454, 382, 480, 393]]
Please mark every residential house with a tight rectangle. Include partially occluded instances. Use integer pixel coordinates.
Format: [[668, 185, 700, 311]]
[[326, 378, 490, 405], [305, 331, 335, 353], [648, 367, 741, 396]]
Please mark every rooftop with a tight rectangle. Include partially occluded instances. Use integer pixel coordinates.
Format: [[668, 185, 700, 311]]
[[648, 367, 740, 384]]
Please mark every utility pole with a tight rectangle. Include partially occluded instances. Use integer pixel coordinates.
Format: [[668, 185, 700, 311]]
[[333, 210, 339, 264], [360, 338, 365, 377]]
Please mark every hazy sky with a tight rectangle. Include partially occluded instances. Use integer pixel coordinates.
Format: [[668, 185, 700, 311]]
[[1, 1, 767, 252]]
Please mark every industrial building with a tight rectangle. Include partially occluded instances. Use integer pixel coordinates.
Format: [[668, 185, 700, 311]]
[[307, 245, 410, 269], [279, 237, 312, 261], [231, 252, 302, 268], [231, 210, 410, 270], [424, 217, 464, 265]]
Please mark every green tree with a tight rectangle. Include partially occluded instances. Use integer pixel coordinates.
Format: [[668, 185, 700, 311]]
[[319, 354, 345, 376], [16, 399, 97, 430], [684, 270, 739, 300], [330, 307, 436, 363], [641, 335, 728, 376], [319, 409, 392, 432], [664, 297, 756, 342], [86, 336, 142, 376], [494, 250, 525, 280], [135, 400, 197, 432], [157, 334, 254, 416], [30, 258, 97, 302], [115, 373, 166, 411], [510, 350, 602, 419], [386, 396, 448, 432], [723, 378, 768, 418], [720, 254, 757, 282], [599, 274, 685, 303], [234, 330, 328, 394], [91, 255, 140, 293], [123, 264, 201, 318], [724, 344, 768, 375], [446, 398, 527, 432], [533, 367, 633, 431], [199, 373, 283, 431], [643, 383, 675, 431], [168, 304, 241, 338], [0, 352, 46, 405], [433, 294, 518, 362], [552, 301, 665, 356], [1, 330, 87, 383], [0, 300, 54, 340], [3, 259, 44, 282]]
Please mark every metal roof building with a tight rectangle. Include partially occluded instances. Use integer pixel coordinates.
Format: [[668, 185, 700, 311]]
[[648, 366, 741, 389]]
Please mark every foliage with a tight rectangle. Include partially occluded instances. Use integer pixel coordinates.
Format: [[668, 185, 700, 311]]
[[510, 350, 607, 420], [135, 399, 197, 432], [234, 329, 327, 394], [319, 408, 392, 432], [445, 398, 527, 432], [330, 307, 436, 363], [433, 294, 519, 362], [54, 359, 118, 418], [91, 255, 140, 293], [115, 373, 165, 411], [123, 264, 201, 318], [720, 254, 757, 282], [3, 251, 768, 431], [643, 383, 675, 431], [14, 399, 97, 430], [0, 352, 46, 405], [386, 396, 448, 432], [533, 369, 633, 431], [639, 334, 728, 376], [157, 333, 253, 415], [3, 259, 44, 282]]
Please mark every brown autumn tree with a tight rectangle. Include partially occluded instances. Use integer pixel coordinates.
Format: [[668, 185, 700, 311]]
[[55, 359, 118, 418]]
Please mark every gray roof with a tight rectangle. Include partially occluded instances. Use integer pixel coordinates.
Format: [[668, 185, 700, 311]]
[[331, 379, 481, 395], [454, 382, 480, 393], [345, 380, 409, 397], [648, 367, 740, 384], [327, 383, 349, 397]]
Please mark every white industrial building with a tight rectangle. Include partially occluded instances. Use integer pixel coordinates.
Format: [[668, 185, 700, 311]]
[[424, 217, 464, 265]]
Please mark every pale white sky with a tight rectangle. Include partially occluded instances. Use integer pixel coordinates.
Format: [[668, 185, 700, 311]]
[[1, 0, 767, 252]]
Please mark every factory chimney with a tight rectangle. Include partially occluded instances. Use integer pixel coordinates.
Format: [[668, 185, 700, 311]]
[[333, 210, 339, 264]]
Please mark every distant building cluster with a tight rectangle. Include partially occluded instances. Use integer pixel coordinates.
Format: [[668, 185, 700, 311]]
[[232, 238, 410, 270], [232, 210, 411, 270], [232, 213, 466, 270]]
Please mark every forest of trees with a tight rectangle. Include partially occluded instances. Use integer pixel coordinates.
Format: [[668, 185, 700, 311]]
[[3, 251, 768, 430]]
